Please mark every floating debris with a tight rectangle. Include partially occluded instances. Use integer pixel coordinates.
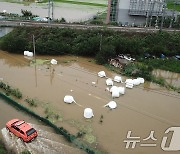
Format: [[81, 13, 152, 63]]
[[92, 82, 96, 85]]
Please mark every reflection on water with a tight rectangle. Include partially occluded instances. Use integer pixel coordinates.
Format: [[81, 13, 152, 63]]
[[0, 50, 180, 154], [153, 69, 180, 88]]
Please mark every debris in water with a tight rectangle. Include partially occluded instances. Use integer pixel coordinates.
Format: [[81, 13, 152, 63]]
[[92, 82, 96, 85]]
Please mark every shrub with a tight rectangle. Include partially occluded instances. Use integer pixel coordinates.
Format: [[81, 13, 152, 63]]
[[21, 9, 32, 17], [0, 81, 22, 99], [123, 63, 153, 80], [25, 98, 38, 107]]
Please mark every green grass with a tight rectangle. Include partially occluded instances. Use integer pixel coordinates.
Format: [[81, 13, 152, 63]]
[[44, 0, 107, 7], [167, 3, 180, 12], [141, 58, 180, 73]]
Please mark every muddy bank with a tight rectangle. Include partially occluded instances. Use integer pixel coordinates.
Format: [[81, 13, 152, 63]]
[[0, 51, 180, 154]]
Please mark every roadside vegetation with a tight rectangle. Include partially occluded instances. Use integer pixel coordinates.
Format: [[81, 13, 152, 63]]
[[0, 139, 7, 154], [139, 58, 180, 73], [0, 27, 180, 92], [0, 81, 23, 99]]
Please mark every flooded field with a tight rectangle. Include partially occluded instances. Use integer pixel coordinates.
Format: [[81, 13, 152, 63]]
[[0, 50, 180, 154], [0, 1, 105, 22]]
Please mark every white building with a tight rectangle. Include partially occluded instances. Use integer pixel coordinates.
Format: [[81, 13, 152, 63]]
[[106, 0, 166, 26]]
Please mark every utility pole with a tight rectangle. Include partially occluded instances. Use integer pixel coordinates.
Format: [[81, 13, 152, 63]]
[[169, 1, 176, 28], [160, 1, 166, 31], [149, 0, 156, 27], [99, 34, 102, 52], [145, 11, 149, 28], [155, 15, 159, 28], [48, 0, 54, 22], [32, 35, 36, 63], [52, 0, 54, 21], [48, 0, 51, 23]]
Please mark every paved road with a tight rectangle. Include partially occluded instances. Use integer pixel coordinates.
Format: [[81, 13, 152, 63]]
[[0, 20, 180, 33]]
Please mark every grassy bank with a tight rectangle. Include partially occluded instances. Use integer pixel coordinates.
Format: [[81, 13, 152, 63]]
[[140, 58, 180, 73]]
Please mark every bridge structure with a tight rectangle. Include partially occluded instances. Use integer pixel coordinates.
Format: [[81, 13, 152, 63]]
[[0, 19, 180, 33]]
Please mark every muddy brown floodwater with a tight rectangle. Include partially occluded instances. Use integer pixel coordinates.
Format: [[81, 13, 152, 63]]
[[0, 50, 180, 154]]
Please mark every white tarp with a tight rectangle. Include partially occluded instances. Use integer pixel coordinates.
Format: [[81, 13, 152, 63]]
[[110, 86, 125, 95], [27, 52, 33, 57], [106, 78, 113, 86], [125, 79, 134, 89], [104, 101, 117, 109], [132, 79, 141, 86], [24, 51, 33, 57], [98, 71, 106, 78], [125, 79, 133, 84], [117, 87, 125, 95], [51, 59, 58, 65], [24, 51, 29, 56], [126, 83, 133, 89], [64, 95, 75, 104], [114, 76, 122, 83], [110, 86, 120, 98], [110, 86, 118, 93], [137, 77, 145, 84], [84, 108, 94, 118]]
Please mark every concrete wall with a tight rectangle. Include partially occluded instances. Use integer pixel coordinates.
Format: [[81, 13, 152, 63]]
[[117, 9, 146, 25], [117, 0, 146, 25], [118, 0, 130, 9]]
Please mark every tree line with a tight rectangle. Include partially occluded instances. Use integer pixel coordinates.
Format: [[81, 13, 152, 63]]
[[0, 27, 180, 64]]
